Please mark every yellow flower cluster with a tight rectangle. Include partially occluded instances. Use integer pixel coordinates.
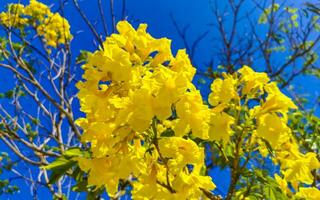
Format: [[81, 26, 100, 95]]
[[198, 65, 319, 199], [76, 21, 215, 198], [0, 0, 72, 47], [223, 66, 320, 198], [76, 20, 319, 198], [0, 3, 27, 28], [294, 187, 320, 200]]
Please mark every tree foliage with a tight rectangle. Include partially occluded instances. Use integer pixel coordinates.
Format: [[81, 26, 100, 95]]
[[0, 0, 319, 199]]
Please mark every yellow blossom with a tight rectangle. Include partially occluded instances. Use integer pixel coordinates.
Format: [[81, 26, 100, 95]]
[[175, 89, 211, 139], [208, 75, 238, 106], [0, 4, 27, 28], [238, 65, 269, 96], [274, 174, 290, 195], [0, 0, 72, 48], [208, 111, 234, 145], [295, 187, 320, 200], [256, 113, 290, 147], [76, 20, 216, 198]]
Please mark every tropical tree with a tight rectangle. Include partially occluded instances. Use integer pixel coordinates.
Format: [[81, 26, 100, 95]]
[[0, 0, 319, 199]]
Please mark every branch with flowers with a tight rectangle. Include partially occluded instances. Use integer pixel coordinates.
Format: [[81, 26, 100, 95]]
[[0, 0, 319, 199]]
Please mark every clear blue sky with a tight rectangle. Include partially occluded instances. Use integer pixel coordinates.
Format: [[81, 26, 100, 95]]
[[0, 0, 319, 199]]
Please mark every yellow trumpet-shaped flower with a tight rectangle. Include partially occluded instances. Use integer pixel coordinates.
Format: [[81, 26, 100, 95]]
[[0, 0, 72, 48], [76, 20, 215, 198]]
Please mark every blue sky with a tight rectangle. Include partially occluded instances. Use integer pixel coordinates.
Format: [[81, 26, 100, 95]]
[[0, 0, 319, 199]]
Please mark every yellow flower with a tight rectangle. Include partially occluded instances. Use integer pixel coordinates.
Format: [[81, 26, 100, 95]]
[[175, 89, 211, 139], [274, 174, 290, 195], [0, 0, 72, 48], [76, 20, 216, 198], [170, 49, 196, 81], [282, 152, 320, 185], [127, 89, 154, 132], [295, 187, 320, 200], [171, 171, 216, 199], [159, 137, 202, 166], [208, 111, 234, 145], [38, 13, 72, 47], [238, 65, 269, 96], [255, 82, 297, 117], [24, 0, 50, 20], [0, 4, 27, 28], [76, 141, 146, 197], [256, 113, 289, 147], [208, 75, 238, 106]]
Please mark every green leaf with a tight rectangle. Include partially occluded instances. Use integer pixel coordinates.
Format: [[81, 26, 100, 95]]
[[4, 90, 13, 99], [31, 118, 40, 125], [263, 185, 288, 200], [25, 61, 37, 74], [70, 166, 83, 181], [86, 187, 105, 200], [160, 129, 175, 137], [43, 157, 75, 171], [63, 147, 90, 159], [12, 42, 23, 52], [63, 148, 84, 158], [258, 14, 267, 24], [72, 179, 88, 192], [53, 194, 67, 200], [44, 157, 77, 184], [261, 138, 275, 157], [76, 50, 90, 64]]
